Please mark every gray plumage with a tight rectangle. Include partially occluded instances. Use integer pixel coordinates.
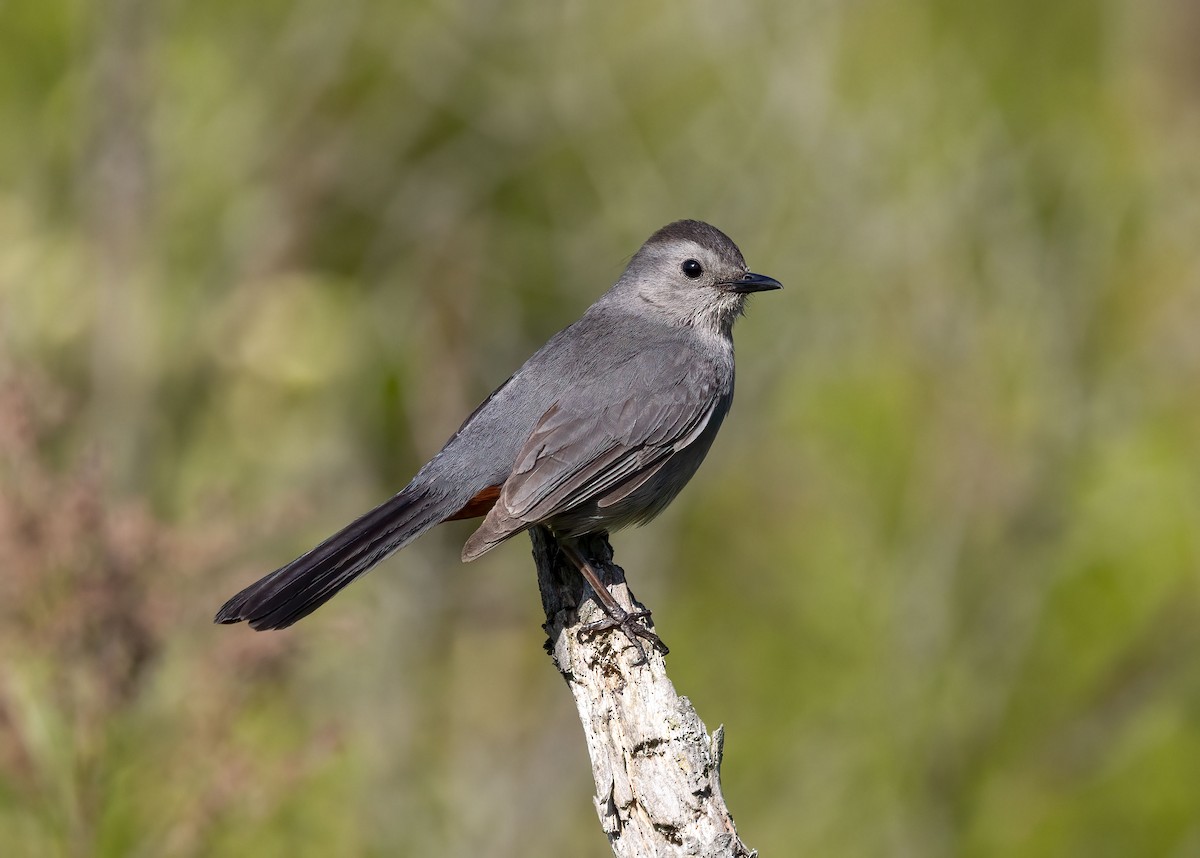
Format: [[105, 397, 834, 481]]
[[216, 220, 780, 630]]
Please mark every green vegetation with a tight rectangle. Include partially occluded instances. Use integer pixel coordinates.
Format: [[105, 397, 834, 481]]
[[3, 1, 1199, 855]]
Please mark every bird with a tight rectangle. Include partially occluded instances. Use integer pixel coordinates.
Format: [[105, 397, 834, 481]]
[[215, 220, 781, 653]]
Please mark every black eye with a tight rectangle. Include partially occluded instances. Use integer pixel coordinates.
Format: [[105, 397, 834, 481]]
[[681, 259, 703, 279]]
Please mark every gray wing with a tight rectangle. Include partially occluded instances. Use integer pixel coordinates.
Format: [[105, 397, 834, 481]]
[[505, 384, 721, 520], [461, 347, 726, 559]]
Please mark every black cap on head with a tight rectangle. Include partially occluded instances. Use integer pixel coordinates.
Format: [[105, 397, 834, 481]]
[[643, 220, 746, 269]]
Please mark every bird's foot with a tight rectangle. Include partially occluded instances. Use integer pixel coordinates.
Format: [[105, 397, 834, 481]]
[[580, 605, 669, 661]]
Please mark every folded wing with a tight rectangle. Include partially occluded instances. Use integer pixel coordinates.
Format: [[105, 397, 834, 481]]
[[461, 351, 724, 559]]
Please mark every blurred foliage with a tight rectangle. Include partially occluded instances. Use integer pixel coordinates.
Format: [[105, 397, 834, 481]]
[[2, 0, 1200, 855]]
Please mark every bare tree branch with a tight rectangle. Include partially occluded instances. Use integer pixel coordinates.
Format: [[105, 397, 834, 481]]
[[531, 527, 755, 858]]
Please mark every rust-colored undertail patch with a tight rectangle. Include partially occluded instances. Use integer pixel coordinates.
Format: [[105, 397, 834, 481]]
[[444, 484, 503, 521]]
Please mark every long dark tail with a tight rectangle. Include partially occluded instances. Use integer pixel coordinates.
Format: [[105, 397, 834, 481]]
[[215, 484, 450, 630]]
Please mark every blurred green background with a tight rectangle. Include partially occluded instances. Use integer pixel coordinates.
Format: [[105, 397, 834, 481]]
[[3, 0, 1200, 855]]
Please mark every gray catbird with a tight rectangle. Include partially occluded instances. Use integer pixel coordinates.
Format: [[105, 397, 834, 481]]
[[215, 220, 781, 652]]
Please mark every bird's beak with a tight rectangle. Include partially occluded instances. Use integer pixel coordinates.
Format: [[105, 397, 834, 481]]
[[722, 271, 783, 294]]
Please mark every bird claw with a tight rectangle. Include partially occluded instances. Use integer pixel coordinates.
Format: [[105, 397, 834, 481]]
[[579, 606, 669, 661]]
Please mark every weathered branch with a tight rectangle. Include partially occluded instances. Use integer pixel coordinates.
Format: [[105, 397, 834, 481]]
[[531, 527, 755, 858]]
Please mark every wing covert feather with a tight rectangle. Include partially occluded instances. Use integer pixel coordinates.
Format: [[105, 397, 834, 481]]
[[495, 353, 724, 524]]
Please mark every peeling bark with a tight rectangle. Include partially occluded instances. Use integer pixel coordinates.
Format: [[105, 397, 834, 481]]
[[531, 527, 755, 858]]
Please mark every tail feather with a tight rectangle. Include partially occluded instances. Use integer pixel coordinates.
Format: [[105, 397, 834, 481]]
[[215, 484, 448, 630]]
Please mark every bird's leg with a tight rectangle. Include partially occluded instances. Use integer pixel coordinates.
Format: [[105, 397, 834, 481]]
[[558, 540, 669, 659]]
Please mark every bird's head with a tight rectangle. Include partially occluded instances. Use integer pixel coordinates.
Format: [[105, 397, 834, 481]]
[[613, 220, 781, 335]]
